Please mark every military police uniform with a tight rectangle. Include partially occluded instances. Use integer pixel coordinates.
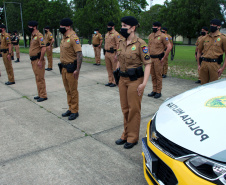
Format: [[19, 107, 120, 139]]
[[115, 16, 151, 149], [0, 25, 15, 85], [59, 18, 82, 120], [8, 31, 14, 61], [148, 25, 169, 97], [198, 30, 226, 84], [28, 21, 47, 101], [162, 28, 173, 77], [11, 31, 20, 62], [104, 22, 120, 86], [92, 29, 102, 65], [44, 26, 54, 70]]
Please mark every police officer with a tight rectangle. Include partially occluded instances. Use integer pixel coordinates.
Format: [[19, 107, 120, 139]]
[[28, 21, 48, 102], [0, 24, 15, 85], [92, 28, 103, 66], [148, 22, 172, 99], [115, 16, 151, 149], [104, 22, 120, 87], [11, 30, 20, 63], [59, 18, 83, 121], [194, 26, 208, 83], [161, 27, 173, 78], [198, 19, 226, 85], [8, 31, 14, 61], [44, 26, 54, 71]]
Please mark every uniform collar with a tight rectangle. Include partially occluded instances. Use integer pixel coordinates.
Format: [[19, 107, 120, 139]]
[[32, 31, 39, 37], [154, 31, 161, 37], [209, 30, 221, 37], [109, 29, 115, 34], [65, 30, 74, 38], [122, 34, 138, 46]]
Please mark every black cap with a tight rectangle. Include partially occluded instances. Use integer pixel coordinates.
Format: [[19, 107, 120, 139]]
[[94, 28, 99, 31], [0, 24, 6, 29], [28, 21, 38, 27], [153, 22, 161, 27], [45, 26, 50, 29], [121, 16, 138, 26], [60, 18, 73, 26], [162, 27, 168, 31], [108, 22, 115, 27], [210, 19, 221, 26], [202, 26, 208, 31]]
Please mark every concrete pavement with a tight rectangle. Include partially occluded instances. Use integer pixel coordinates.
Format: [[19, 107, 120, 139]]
[[0, 53, 199, 185]]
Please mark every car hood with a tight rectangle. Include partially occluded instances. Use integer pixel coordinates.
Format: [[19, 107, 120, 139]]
[[155, 79, 226, 162]]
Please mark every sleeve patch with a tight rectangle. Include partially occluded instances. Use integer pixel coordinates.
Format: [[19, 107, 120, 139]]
[[75, 39, 80, 44], [118, 35, 120, 38], [165, 37, 169, 41], [142, 46, 148, 54], [6, 37, 9, 40], [144, 54, 150, 60], [40, 37, 44, 41]]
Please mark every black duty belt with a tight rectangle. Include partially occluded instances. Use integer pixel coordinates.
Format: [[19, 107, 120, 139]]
[[0, 49, 9, 53], [46, 43, 50, 46], [202, 57, 219, 63], [150, 52, 164, 59], [93, 44, 99, 47], [61, 63, 74, 68], [30, 52, 41, 61], [106, 49, 116, 53], [119, 71, 129, 77]]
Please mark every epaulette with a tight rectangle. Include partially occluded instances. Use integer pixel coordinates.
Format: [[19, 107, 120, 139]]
[[137, 38, 147, 46]]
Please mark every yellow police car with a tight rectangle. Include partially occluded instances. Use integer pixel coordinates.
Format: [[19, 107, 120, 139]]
[[142, 79, 226, 185]]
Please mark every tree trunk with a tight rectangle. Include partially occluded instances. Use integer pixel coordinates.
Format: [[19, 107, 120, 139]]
[[188, 37, 191, 45]]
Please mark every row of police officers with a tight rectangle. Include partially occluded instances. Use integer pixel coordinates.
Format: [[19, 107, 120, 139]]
[[1, 17, 226, 149]]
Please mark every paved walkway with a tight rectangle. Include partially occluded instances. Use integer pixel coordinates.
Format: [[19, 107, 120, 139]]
[[0, 53, 198, 185]]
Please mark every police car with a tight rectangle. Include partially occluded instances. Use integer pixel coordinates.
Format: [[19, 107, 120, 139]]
[[142, 79, 226, 185]]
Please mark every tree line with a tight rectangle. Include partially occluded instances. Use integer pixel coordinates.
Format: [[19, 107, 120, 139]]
[[0, 0, 225, 46]]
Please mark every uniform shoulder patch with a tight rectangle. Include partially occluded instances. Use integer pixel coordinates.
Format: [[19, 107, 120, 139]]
[[165, 37, 169, 41], [144, 54, 150, 60], [75, 38, 80, 44], [142, 46, 148, 54], [40, 37, 44, 41], [6, 37, 9, 40]]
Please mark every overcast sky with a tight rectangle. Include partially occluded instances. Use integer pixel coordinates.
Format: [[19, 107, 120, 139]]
[[147, 0, 165, 9]]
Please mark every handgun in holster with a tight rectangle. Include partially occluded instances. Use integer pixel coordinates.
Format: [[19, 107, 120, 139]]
[[113, 68, 120, 85], [218, 55, 223, 64]]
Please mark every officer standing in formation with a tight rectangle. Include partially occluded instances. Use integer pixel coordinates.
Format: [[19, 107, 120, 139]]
[[44, 26, 54, 71], [194, 27, 208, 84], [59, 18, 83, 121], [11, 30, 20, 63], [28, 21, 48, 102], [0, 24, 15, 85], [161, 27, 173, 78], [8, 31, 14, 61], [115, 16, 151, 149], [104, 22, 120, 87], [148, 22, 172, 99], [92, 28, 103, 66], [197, 19, 226, 85]]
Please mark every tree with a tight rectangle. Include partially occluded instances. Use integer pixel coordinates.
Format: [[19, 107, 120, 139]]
[[160, 0, 226, 44], [118, 0, 148, 15], [74, 0, 121, 38], [137, 4, 164, 37]]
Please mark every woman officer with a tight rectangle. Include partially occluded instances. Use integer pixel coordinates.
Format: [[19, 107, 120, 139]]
[[115, 16, 151, 149]]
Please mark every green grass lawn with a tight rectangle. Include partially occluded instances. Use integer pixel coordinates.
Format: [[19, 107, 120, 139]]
[[20, 45, 226, 81]]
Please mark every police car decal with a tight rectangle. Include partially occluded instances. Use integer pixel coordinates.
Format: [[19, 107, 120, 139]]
[[205, 96, 226, 108], [154, 79, 226, 162]]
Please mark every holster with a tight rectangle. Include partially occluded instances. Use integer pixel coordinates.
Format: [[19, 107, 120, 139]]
[[199, 57, 202, 65], [93, 44, 99, 47], [136, 66, 144, 78], [66, 60, 77, 73], [46, 43, 50, 46], [103, 49, 106, 55], [30, 52, 41, 61], [113, 68, 120, 85], [127, 68, 137, 81], [58, 63, 63, 74], [218, 55, 223, 64], [109, 47, 115, 53]]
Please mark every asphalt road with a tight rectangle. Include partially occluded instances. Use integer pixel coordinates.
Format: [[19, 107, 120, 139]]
[[0, 53, 198, 185]]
